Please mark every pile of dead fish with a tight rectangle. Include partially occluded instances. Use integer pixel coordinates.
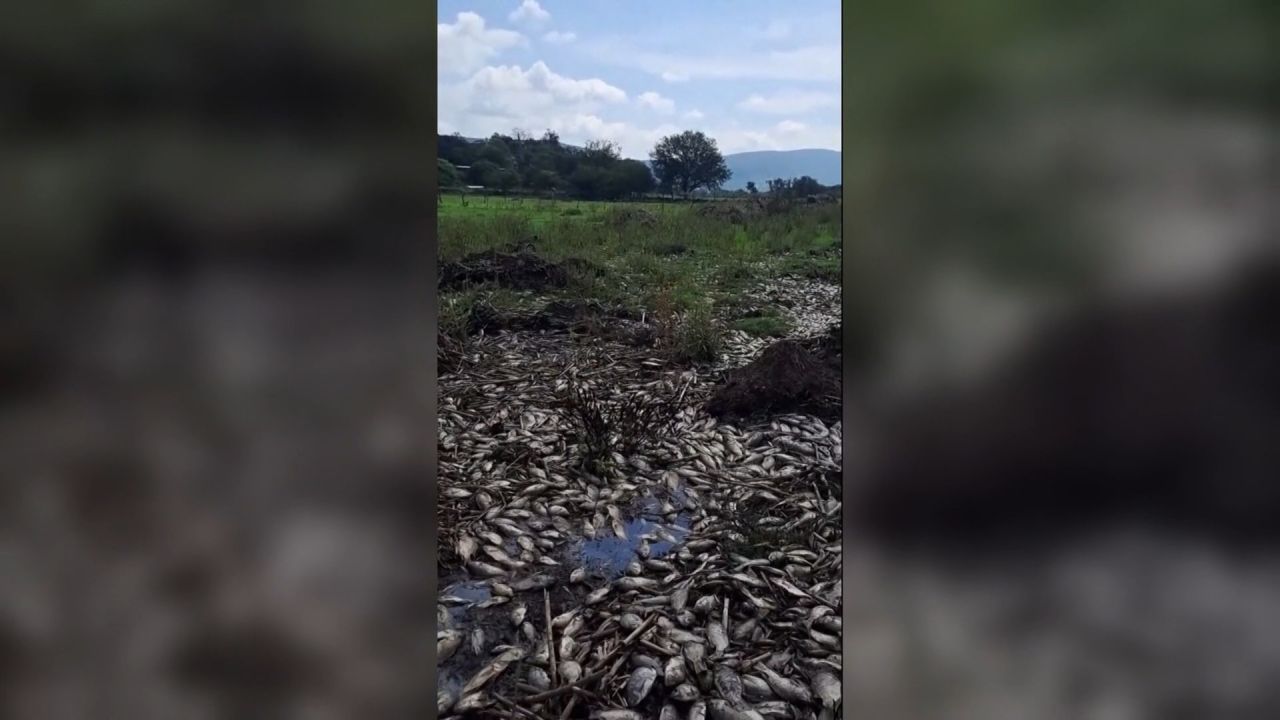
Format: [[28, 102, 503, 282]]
[[438, 279, 842, 719]]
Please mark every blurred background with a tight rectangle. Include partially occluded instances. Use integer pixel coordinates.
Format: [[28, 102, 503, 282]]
[[843, 0, 1278, 718], [1, 1, 435, 718]]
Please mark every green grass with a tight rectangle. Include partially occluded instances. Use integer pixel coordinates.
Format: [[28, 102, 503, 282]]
[[731, 314, 792, 338], [438, 198, 842, 353]]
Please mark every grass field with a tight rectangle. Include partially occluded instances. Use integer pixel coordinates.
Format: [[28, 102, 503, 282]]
[[438, 198, 841, 354]]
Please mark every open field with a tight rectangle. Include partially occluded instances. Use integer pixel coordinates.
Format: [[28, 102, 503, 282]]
[[437, 199, 845, 718]]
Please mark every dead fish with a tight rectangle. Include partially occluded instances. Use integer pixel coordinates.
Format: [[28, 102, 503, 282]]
[[616, 576, 658, 591], [618, 613, 643, 631], [811, 671, 840, 709], [521, 621, 538, 643], [437, 630, 462, 664], [516, 535, 536, 552], [714, 666, 744, 706], [560, 660, 583, 683], [552, 608, 579, 629], [660, 704, 680, 720], [755, 664, 813, 705], [461, 647, 524, 695], [625, 559, 643, 576], [689, 701, 707, 720], [708, 700, 762, 720], [586, 585, 611, 605], [668, 628, 702, 644], [454, 692, 491, 713], [645, 559, 677, 573], [559, 635, 575, 659], [741, 674, 773, 702], [469, 628, 485, 655], [676, 610, 697, 627], [510, 604, 527, 626], [664, 655, 687, 686], [625, 666, 658, 706], [570, 567, 587, 584], [456, 536, 478, 563], [467, 561, 506, 578], [671, 584, 690, 612], [683, 642, 708, 674], [438, 688, 454, 715], [527, 666, 551, 691], [753, 701, 792, 719], [591, 711, 645, 720], [731, 618, 757, 642], [474, 596, 509, 609], [511, 574, 555, 591], [490, 582, 514, 597], [694, 595, 719, 615], [671, 683, 700, 702], [631, 654, 661, 671]]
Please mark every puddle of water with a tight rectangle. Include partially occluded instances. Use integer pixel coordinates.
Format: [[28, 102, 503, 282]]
[[441, 579, 491, 628], [573, 509, 692, 579]]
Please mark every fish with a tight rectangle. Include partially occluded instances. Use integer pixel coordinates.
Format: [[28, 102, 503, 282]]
[[683, 642, 708, 675], [437, 688, 454, 715], [510, 603, 527, 626], [586, 586, 611, 605], [591, 711, 645, 720], [527, 666, 551, 691], [469, 627, 485, 656], [689, 701, 707, 720], [755, 664, 813, 705], [707, 621, 729, 656], [437, 630, 462, 664], [456, 536, 478, 563], [616, 576, 658, 591], [741, 674, 772, 702], [671, 683, 700, 702], [461, 646, 524, 695], [625, 666, 658, 706], [511, 573, 555, 591], [570, 567, 587, 583], [664, 655, 688, 687], [454, 692, 491, 713], [810, 670, 840, 710], [713, 666, 744, 707], [467, 561, 506, 578], [659, 704, 681, 720], [560, 660, 583, 683]]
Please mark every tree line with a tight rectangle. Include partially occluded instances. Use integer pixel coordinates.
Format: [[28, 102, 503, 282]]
[[437, 129, 734, 200]]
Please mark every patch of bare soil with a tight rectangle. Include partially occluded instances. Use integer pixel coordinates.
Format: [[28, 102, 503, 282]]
[[440, 250, 600, 292], [461, 299, 655, 347], [705, 325, 841, 422]]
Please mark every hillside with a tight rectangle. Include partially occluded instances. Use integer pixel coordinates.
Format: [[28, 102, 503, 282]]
[[721, 149, 841, 190]]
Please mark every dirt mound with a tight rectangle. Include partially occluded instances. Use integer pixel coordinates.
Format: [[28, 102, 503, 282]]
[[439, 249, 573, 291], [696, 202, 756, 224], [605, 207, 658, 229], [706, 332, 841, 421]]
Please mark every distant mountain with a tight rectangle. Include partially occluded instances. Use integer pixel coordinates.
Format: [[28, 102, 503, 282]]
[[721, 149, 841, 190]]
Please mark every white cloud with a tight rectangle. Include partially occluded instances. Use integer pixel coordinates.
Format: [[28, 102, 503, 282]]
[[594, 43, 840, 83], [683, 109, 705, 121], [542, 30, 577, 44], [775, 120, 807, 134], [636, 91, 675, 114], [738, 90, 839, 115], [509, 0, 551, 26], [438, 12, 525, 77]]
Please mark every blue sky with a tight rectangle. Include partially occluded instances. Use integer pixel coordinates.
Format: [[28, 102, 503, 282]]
[[438, 0, 841, 159]]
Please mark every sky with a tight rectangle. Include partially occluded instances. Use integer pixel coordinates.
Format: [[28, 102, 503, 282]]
[[438, 0, 841, 160]]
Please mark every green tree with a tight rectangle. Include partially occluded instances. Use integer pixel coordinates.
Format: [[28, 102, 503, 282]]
[[649, 130, 731, 198], [746, 181, 758, 194], [569, 165, 609, 200], [438, 158, 462, 188], [608, 159, 655, 199], [493, 168, 520, 193], [468, 159, 500, 186]]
